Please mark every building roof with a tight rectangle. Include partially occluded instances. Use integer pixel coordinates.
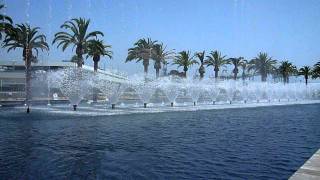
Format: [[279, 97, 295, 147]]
[[0, 60, 75, 67], [0, 60, 128, 81]]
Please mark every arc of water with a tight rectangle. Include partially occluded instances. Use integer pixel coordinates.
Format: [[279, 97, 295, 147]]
[[59, 68, 92, 110], [186, 84, 202, 106], [162, 83, 180, 107], [133, 82, 157, 108], [206, 85, 220, 105]]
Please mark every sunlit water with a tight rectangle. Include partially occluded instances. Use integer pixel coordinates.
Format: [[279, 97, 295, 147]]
[[0, 103, 320, 179]]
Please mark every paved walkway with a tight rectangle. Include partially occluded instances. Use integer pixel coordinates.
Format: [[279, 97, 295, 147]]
[[290, 149, 320, 180]]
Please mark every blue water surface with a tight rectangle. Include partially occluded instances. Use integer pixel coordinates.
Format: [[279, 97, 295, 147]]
[[0, 104, 319, 179]]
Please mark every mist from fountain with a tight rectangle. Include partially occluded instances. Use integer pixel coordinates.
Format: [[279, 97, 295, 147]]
[[40, 67, 320, 111], [205, 84, 220, 105], [97, 74, 128, 109], [57, 68, 92, 110], [187, 84, 202, 106], [132, 81, 157, 108], [160, 82, 180, 107]]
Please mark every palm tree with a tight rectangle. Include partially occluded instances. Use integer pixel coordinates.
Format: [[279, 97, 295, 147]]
[[195, 51, 205, 79], [126, 38, 157, 75], [248, 52, 277, 82], [239, 59, 249, 80], [0, 4, 13, 40], [53, 18, 103, 68], [86, 39, 112, 72], [278, 61, 296, 84], [3, 24, 49, 113], [172, 50, 198, 78], [228, 57, 244, 80], [299, 66, 312, 85], [205, 50, 228, 79], [312, 61, 320, 79], [151, 43, 175, 78]]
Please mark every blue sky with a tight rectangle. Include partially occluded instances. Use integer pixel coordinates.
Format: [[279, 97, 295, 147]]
[[1, 0, 320, 76]]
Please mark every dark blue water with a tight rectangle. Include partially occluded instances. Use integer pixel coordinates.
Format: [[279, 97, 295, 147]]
[[0, 104, 319, 179]]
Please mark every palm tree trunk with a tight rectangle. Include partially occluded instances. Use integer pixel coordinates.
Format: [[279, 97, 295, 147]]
[[156, 68, 160, 78], [184, 70, 187, 78], [92, 58, 100, 103], [261, 74, 267, 82], [233, 68, 238, 80], [242, 72, 245, 81], [76, 45, 83, 68], [163, 65, 167, 76], [305, 76, 308, 85], [25, 54, 32, 113], [200, 73, 204, 79], [143, 59, 149, 75], [282, 75, 286, 84], [77, 54, 83, 68], [93, 60, 98, 72], [214, 70, 218, 79]]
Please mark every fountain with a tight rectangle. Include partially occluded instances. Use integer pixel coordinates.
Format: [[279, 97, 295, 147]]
[[35, 69, 320, 111], [206, 84, 220, 105], [97, 75, 127, 109], [186, 84, 202, 106], [58, 68, 92, 110], [132, 81, 157, 108], [161, 83, 180, 107]]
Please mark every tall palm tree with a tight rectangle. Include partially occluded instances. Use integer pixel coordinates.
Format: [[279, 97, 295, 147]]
[[248, 52, 277, 82], [86, 39, 112, 72], [151, 43, 175, 78], [299, 66, 312, 85], [278, 61, 296, 84], [0, 4, 13, 40], [172, 50, 198, 78], [239, 59, 249, 80], [312, 61, 320, 79], [3, 24, 49, 113], [228, 57, 244, 80], [195, 51, 205, 79], [53, 18, 103, 68], [126, 38, 157, 75], [205, 50, 228, 79]]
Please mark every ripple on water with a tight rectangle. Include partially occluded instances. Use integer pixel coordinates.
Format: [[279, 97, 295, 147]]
[[0, 104, 320, 179]]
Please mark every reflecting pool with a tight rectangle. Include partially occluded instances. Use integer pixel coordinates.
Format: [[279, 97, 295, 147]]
[[0, 103, 319, 179]]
